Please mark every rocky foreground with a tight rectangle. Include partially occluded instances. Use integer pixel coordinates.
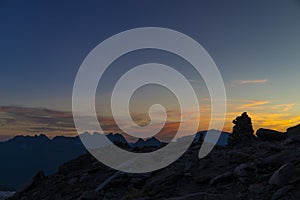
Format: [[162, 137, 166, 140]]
[[9, 113, 300, 200]]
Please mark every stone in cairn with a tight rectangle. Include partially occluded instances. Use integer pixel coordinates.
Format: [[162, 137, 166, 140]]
[[228, 112, 255, 145]]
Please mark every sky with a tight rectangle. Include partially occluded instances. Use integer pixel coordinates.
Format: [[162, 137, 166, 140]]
[[0, 0, 300, 140]]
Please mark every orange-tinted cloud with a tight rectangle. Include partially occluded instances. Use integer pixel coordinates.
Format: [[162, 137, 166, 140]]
[[233, 79, 268, 85], [270, 104, 296, 112], [0, 106, 76, 137], [238, 100, 269, 109], [224, 100, 300, 132]]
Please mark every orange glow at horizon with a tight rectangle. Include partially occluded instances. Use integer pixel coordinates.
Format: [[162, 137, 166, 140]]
[[0, 101, 299, 140]]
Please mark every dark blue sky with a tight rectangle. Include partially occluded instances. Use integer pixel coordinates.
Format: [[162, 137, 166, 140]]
[[0, 0, 300, 133]]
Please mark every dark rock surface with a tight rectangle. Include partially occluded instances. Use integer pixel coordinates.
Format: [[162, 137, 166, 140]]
[[256, 128, 285, 141], [287, 124, 300, 133], [268, 163, 296, 186], [285, 124, 300, 144]]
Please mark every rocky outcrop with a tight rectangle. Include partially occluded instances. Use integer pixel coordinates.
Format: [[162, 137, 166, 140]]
[[256, 128, 285, 141], [285, 124, 300, 144], [228, 112, 255, 145], [287, 124, 300, 133], [9, 115, 300, 200]]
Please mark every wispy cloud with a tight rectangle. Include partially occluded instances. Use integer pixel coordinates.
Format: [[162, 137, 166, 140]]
[[238, 100, 269, 109], [232, 79, 268, 86], [0, 106, 76, 137], [270, 104, 296, 112], [0, 106, 182, 142], [222, 111, 299, 132], [225, 100, 300, 132]]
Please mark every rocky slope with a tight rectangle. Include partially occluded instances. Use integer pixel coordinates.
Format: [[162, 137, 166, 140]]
[[9, 113, 300, 200]]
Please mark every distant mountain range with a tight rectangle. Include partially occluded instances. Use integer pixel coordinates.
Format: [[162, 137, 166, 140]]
[[0, 131, 229, 189], [0, 134, 85, 189]]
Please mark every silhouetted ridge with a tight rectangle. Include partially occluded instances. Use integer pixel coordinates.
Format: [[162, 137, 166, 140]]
[[287, 124, 300, 133], [106, 133, 127, 144], [0, 134, 86, 189]]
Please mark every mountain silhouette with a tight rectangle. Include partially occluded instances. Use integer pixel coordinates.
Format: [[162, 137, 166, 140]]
[[0, 131, 229, 190], [130, 137, 163, 148], [0, 134, 86, 189]]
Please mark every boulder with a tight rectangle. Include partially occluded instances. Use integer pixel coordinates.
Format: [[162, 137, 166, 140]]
[[271, 186, 294, 200], [263, 150, 300, 169], [285, 124, 300, 144], [233, 163, 256, 184], [256, 128, 285, 141], [210, 171, 234, 186], [268, 163, 295, 186], [287, 124, 300, 133]]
